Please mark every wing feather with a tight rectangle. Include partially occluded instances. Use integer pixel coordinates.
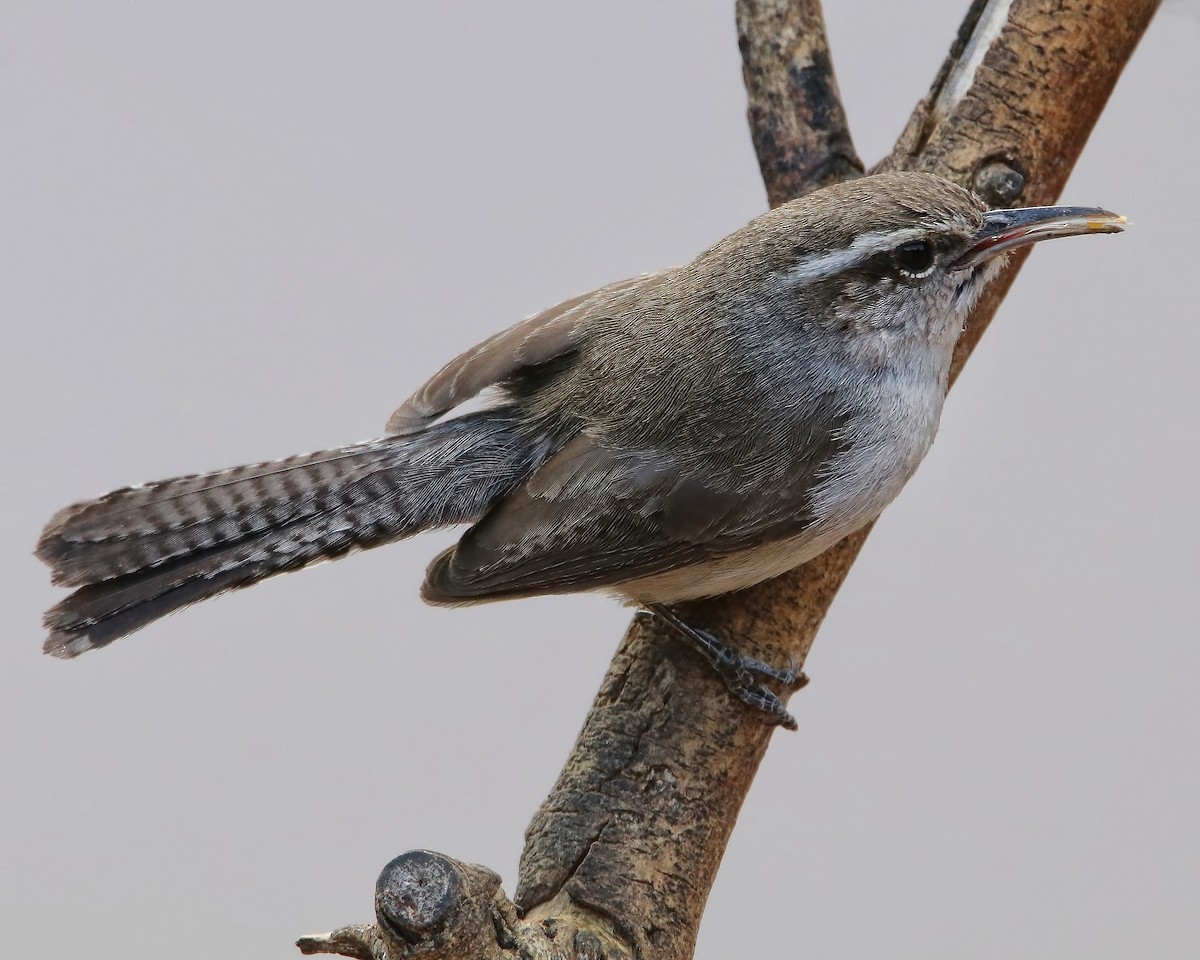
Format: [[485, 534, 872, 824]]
[[385, 274, 663, 435], [421, 426, 840, 603]]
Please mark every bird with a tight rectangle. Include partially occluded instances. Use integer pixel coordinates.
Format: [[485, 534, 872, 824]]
[[35, 171, 1124, 726]]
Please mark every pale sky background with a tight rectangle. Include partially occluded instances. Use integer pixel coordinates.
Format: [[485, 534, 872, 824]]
[[2, 2, 1197, 958]]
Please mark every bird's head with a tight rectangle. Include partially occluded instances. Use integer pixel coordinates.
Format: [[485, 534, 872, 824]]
[[714, 171, 1125, 369]]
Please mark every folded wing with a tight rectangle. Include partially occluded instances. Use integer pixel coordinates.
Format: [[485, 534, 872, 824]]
[[422, 422, 844, 603]]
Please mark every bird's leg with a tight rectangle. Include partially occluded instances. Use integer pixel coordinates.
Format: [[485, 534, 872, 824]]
[[637, 604, 808, 731]]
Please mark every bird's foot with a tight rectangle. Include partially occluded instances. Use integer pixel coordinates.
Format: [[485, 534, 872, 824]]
[[637, 605, 807, 731]]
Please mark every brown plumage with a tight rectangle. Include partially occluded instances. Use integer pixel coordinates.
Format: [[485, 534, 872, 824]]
[[36, 172, 1124, 661]]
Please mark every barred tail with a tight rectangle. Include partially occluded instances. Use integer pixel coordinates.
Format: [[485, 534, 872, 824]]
[[36, 411, 540, 657]]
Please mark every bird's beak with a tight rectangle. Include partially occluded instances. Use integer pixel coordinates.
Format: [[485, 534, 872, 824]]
[[952, 205, 1126, 271]]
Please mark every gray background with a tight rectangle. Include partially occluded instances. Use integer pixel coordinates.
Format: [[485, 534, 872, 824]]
[[2, 2, 1197, 957]]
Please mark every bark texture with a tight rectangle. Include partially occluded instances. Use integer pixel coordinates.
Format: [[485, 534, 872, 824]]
[[299, 1, 1159, 957], [737, 0, 864, 205]]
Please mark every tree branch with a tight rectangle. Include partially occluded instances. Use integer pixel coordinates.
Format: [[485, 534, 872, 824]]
[[299, 1, 1159, 957], [736, 0, 864, 205]]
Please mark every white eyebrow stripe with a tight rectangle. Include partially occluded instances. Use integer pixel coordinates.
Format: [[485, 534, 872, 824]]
[[778, 227, 930, 285]]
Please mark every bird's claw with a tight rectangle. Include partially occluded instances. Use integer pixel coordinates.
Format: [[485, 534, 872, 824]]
[[637, 604, 806, 731]]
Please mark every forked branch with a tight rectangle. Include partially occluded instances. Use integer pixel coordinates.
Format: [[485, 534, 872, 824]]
[[299, 1, 1159, 957]]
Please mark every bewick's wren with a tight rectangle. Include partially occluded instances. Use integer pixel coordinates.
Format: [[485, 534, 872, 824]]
[[36, 172, 1124, 726]]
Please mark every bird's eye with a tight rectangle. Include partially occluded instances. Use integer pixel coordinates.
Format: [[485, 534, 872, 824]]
[[892, 239, 936, 278]]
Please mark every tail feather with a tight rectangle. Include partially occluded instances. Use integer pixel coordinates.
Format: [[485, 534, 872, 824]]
[[38, 411, 542, 657], [44, 505, 376, 657], [37, 444, 401, 587]]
